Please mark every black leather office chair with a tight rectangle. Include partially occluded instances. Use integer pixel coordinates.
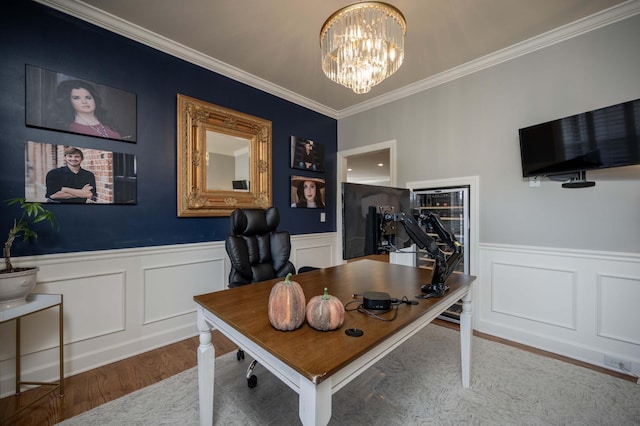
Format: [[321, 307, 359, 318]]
[[225, 206, 313, 387], [226, 206, 296, 288]]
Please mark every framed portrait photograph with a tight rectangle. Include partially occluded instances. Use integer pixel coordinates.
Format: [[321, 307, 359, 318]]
[[25, 140, 137, 204], [290, 136, 324, 172], [25, 65, 137, 142], [290, 175, 325, 208]]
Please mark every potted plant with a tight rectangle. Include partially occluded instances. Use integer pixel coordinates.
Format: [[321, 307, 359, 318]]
[[1, 198, 57, 309]]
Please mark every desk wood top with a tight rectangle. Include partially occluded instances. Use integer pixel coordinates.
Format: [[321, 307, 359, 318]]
[[194, 259, 475, 384]]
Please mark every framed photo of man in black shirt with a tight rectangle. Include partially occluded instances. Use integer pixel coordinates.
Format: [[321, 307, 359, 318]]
[[25, 141, 137, 204]]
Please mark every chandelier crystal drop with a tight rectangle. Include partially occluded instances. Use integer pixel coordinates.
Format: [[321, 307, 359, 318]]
[[320, 2, 406, 94]]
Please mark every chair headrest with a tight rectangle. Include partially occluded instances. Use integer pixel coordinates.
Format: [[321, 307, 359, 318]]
[[229, 207, 280, 236]]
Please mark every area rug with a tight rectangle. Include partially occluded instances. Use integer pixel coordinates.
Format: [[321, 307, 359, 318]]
[[57, 324, 640, 425]]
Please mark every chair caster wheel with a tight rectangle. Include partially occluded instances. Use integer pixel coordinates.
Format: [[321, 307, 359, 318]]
[[237, 349, 245, 361], [247, 375, 257, 388]]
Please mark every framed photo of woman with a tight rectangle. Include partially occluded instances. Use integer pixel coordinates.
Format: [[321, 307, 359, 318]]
[[290, 175, 325, 208], [290, 136, 324, 172], [25, 65, 137, 142]]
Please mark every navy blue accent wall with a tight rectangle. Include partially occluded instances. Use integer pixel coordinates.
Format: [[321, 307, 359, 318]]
[[0, 2, 337, 257]]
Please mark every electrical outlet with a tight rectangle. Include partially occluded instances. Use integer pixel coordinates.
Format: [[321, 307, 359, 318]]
[[320, 212, 326, 223], [604, 354, 632, 372]]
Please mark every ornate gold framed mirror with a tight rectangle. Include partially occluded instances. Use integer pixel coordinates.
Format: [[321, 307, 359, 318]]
[[177, 94, 272, 217]]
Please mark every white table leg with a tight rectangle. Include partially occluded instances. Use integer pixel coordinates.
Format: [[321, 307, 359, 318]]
[[459, 290, 472, 388], [197, 308, 215, 426], [298, 377, 332, 426]]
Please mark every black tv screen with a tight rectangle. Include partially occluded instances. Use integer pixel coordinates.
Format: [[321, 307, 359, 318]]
[[519, 98, 640, 177], [341, 182, 411, 260]]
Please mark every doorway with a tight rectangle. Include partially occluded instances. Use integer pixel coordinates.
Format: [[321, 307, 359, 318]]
[[338, 140, 395, 186], [344, 149, 391, 185]]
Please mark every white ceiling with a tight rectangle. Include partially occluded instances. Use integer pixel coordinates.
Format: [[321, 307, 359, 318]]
[[39, 0, 637, 118]]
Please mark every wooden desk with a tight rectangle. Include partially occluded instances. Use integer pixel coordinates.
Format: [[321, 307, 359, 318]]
[[194, 259, 475, 426]]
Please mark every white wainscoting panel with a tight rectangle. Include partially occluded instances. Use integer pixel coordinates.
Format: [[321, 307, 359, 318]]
[[491, 262, 576, 329], [0, 234, 339, 397], [479, 244, 640, 377], [40, 271, 126, 343], [0, 271, 126, 374], [597, 273, 640, 345], [291, 233, 337, 270], [143, 258, 225, 325]]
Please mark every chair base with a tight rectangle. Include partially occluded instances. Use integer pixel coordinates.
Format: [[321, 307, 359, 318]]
[[237, 349, 258, 388]]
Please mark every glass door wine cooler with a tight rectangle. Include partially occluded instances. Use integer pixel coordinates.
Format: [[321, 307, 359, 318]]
[[412, 186, 470, 323]]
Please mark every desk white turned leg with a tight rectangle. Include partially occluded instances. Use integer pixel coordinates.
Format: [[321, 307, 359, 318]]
[[460, 290, 472, 388], [197, 308, 215, 426], [298, 377, 332, 426]]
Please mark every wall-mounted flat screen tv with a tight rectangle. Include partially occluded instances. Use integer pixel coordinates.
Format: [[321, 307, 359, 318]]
[[518, 98, 640, 177], [341, 182, 411, 260]]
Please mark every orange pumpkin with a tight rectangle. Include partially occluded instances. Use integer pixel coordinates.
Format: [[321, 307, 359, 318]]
[[268, 273, 306, 331], [306, 287, 345, 331]]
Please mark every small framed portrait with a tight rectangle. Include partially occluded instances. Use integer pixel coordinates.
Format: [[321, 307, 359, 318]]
[[25, 65, 137, 142], [290, 136, 324, 172], [25, 140, 137, 204], [290, 175, 325, 208]]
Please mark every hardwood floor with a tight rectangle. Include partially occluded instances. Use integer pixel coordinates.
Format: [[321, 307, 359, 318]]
[[1, 322, 635, 425], [0, 331, 237, 426]]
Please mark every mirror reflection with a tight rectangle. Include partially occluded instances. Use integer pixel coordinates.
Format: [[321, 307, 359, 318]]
[[176, 94, 272, 217], [206, 131, 250, 191]]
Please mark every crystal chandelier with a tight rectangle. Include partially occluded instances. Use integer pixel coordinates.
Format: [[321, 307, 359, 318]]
[[320, 2, 406, 94]]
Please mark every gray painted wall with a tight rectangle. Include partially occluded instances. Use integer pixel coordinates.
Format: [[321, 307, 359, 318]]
[[338, 14, 640, 253], [208, 153, 235, 190]]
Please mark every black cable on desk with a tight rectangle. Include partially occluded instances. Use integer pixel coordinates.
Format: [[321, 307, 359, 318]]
[[344, 296, 417, 322]]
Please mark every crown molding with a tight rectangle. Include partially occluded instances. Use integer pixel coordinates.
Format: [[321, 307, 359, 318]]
[[337, 0, 640, 119], [35, 0, 640, 121], [34, 0, 339, 118]]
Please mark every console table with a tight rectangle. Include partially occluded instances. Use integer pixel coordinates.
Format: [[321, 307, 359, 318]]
[[0, 293, 64, 420]]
